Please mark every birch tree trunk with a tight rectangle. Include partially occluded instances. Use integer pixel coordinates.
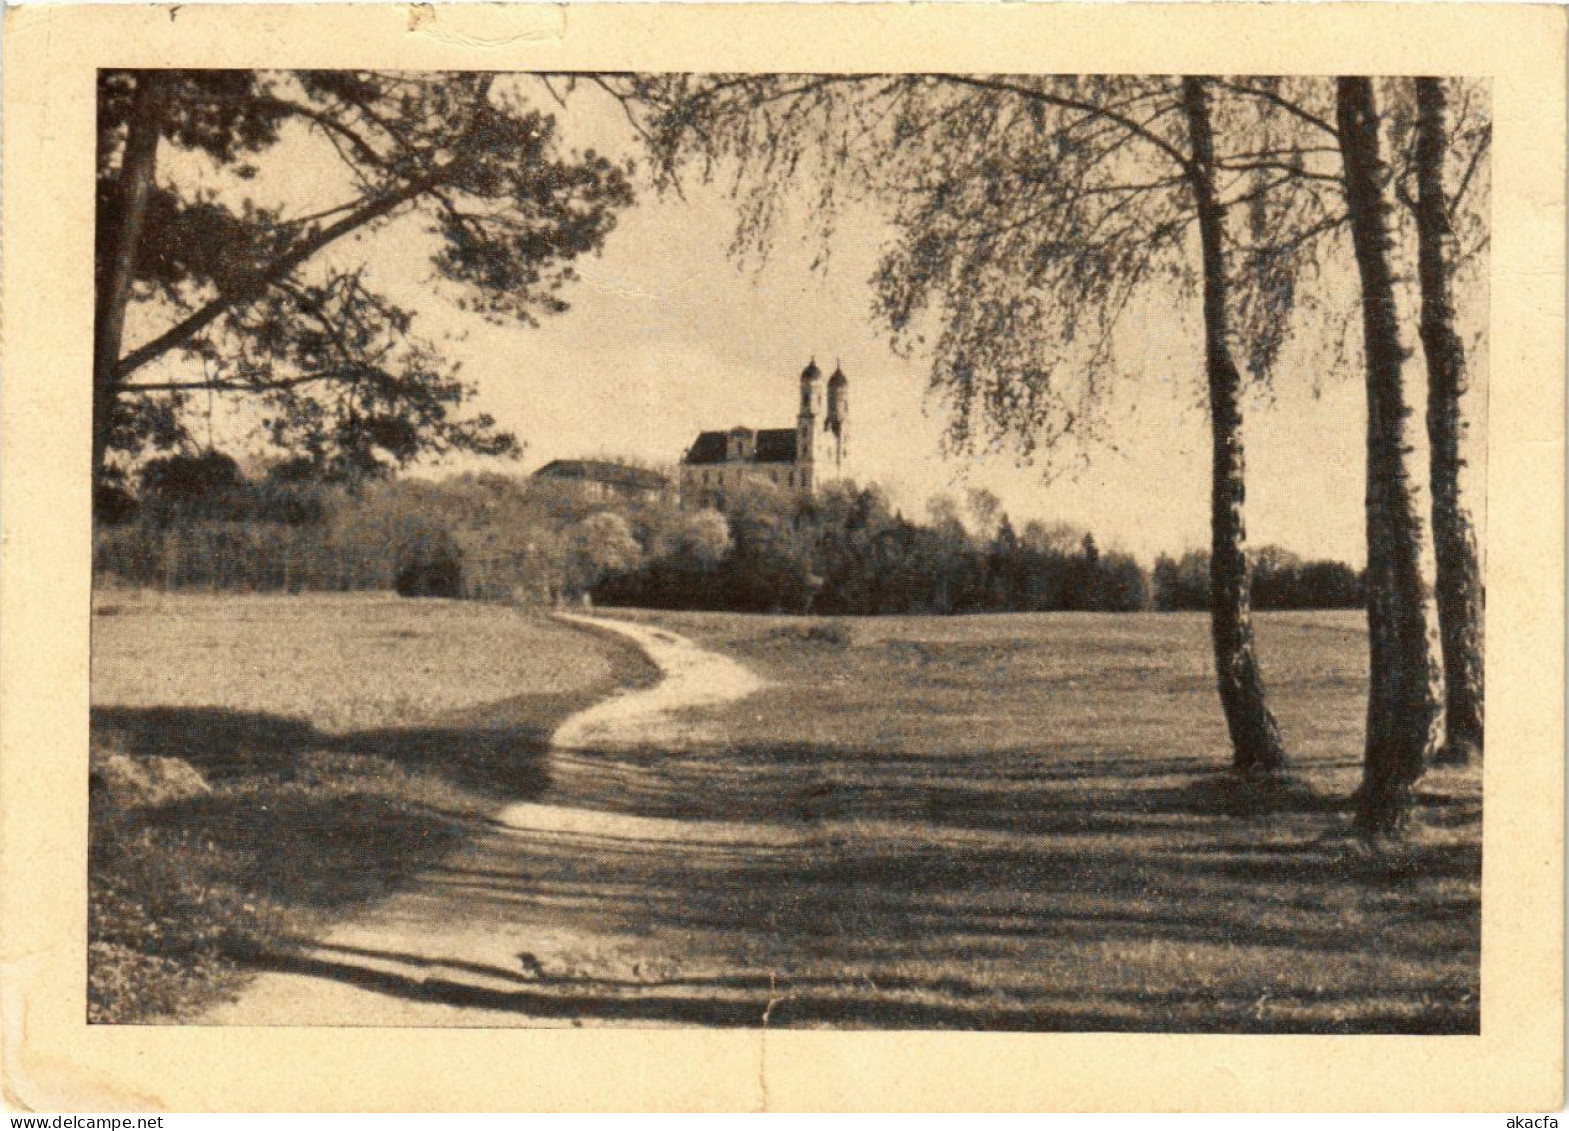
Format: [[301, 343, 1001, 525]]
[[1414, 76, 1486, 764], [1181, 77, 1288, 773], [1335, 77, 1447, 830], [93, 71, 168, 485]]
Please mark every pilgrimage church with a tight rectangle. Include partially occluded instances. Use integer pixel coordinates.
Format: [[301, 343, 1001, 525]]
[[679, 358, 849, 507]]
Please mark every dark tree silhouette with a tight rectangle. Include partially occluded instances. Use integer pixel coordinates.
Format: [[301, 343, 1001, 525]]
[[95, 70, 634, 482]]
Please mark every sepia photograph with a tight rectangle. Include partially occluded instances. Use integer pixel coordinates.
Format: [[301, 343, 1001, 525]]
[[84, 64, 1490, 1035], [3, 0, 1563, 1113]]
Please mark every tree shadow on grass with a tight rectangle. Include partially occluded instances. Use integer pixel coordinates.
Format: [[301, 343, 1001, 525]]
[[87, 697, 577, 963], [438, 736, 1476, 1032], [88, 691, 606, 800], [138, 791, 473, 913], [539, 736, 1484, 848], [92, 700, 1480, 1033], [538, 742, 1377, 839], [207, 747, 1478, 1032], [228, 935, 1476, 1034]]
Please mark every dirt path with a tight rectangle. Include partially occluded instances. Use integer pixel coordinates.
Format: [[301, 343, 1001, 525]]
[[193, 610, 1480, 1035], [543, 613, 765, 752], [200, 613, 769, 1027]]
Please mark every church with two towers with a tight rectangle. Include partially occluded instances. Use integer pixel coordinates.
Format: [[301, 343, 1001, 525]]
[[678, 359, 849, 508]]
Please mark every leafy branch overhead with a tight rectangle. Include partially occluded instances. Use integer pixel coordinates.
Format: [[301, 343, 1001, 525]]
[[612, 74, 1360, 468], [597, 70, 1489, 815], [95, 70, 636, 480]]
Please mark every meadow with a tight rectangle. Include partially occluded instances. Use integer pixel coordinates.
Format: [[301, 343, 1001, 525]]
[[88, 590, 656, 1022], [88, 594, 1480, 1031], [521, 608, 1481, 1031]]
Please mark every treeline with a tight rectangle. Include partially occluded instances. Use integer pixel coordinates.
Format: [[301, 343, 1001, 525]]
[[1152, 549, 1364, 612], [96, 454, 1362, 617], [95, 453, 669, 604], [599, 480, 1152, 615]]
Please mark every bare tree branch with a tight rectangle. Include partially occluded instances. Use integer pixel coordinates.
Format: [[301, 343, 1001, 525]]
[[1214, 79, 1340, 140], [1450, 126, 1491, 216], [933, 74, 1197, 175]]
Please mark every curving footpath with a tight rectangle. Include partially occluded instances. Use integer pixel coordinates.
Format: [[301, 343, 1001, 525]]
[[495, 615, 784, 846], [546, 613, 766, 751], [200, 613, 767, 1027]]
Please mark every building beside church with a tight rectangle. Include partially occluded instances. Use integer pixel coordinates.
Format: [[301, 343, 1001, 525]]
[[679, 359, 849, 508], [533, 458, 673, 503]]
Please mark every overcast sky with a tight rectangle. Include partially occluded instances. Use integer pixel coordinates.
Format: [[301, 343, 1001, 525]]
[[159, 75, 1490, 567]]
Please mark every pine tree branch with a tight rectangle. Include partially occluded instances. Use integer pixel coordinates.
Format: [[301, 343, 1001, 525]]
[[112, 175, 437, 381], [113, 75, 497, 384], [1217, 160, 1341, 183], [121, 370, 363, 394]]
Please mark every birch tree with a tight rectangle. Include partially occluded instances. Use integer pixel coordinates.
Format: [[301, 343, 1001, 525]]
[[1177, 74, 1486, 816], [1410, 76, 1488, 764], [1335, 77, 1448, 830], [613, 72, 1353, 773]]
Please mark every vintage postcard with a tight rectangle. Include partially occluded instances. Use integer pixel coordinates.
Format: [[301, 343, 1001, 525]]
[[1, 1, 1563, 1114]]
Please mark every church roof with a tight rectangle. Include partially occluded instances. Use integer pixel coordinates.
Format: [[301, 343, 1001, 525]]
[[684, 427, 799, 465], [683, 431, 728, 464], [755, 429, 799, 462]]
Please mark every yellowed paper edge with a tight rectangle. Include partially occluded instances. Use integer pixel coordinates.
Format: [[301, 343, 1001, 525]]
[[1, 2, 1563, 1113]]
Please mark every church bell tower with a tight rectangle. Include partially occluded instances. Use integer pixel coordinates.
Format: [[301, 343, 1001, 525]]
[[798, 358, 823, 467], [826, 361, 849, 472]]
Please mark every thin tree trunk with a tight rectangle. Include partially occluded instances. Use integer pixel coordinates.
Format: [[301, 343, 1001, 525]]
[[1181, 76, 1287, 773], [1335, 77, 1447, 830], [1414, 76, 1485, 764], [93, 71, 169, 484]]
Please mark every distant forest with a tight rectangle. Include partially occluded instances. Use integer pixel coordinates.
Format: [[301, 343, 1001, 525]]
[[94, 454, 1363, 616]]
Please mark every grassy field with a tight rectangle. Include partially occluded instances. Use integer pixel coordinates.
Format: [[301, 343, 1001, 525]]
[[88, 590, 656, 1022], [532, 608, 1480, 1032], [89, 595, 1480, 1032]]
